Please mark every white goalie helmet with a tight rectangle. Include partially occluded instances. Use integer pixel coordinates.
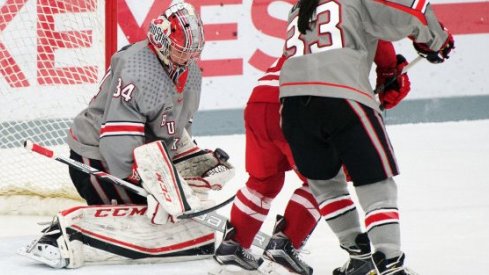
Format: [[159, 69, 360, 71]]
[[147, 1, 205, 67]]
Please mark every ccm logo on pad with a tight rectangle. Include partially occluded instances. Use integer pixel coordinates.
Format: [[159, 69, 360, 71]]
[[94, 206, 147, 217]]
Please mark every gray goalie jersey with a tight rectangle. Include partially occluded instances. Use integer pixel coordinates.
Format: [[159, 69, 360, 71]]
[[279, 0, 449, 112], [66, 40, 202, 179]]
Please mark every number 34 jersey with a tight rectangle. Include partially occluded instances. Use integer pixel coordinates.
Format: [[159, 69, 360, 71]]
[[66, 40, 202, 179], [279, 0, 448, 112]]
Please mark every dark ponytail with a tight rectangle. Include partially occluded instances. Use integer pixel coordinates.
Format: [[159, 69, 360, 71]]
[[298, 0, 320, 34]]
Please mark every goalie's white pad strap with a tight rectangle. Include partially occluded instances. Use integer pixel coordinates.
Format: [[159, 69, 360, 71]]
[[134, 140, 199, 216], [56, 205, 215, 268], [146, 194, 171, 224]]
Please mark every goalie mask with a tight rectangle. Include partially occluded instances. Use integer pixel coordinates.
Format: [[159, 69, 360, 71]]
[[148, 1, 205, 67]]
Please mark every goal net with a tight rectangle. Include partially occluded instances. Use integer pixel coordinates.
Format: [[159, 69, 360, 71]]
[[0, 0, 116, 215]]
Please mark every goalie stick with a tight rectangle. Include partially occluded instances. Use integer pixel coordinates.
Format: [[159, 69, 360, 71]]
[[24, 140, 271, 249]]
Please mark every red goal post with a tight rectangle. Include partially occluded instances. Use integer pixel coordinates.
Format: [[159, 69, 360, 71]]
[[0, 0, 117, 215]]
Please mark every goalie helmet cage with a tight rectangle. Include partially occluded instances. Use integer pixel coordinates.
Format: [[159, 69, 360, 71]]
[[0, 0, 118, 215]]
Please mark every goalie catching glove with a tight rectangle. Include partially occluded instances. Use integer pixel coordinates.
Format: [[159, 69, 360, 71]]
[[172, 131, 235, 195], [173, 148, 234, 194]]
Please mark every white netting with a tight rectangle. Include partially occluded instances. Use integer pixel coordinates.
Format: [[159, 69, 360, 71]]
[[0, 0, 108, 214]]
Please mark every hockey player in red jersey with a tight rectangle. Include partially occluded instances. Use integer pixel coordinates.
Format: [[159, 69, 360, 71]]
[[279, 0, 454, 275], [19, 1, 235, 269], [213, 38, 412, 274], [213, 55, 320, 275]]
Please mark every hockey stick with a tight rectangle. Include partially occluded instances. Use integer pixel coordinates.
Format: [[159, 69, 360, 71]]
[[24, 140, 271, 249], [24, 140, 149, 197]]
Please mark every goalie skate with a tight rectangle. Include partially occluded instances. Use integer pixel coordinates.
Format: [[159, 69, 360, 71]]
[[18, 239, 67, 269], [17, 220, 67, 269]]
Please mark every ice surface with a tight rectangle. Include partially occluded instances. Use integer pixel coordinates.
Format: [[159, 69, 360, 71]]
[[1, 120, 488, 274]]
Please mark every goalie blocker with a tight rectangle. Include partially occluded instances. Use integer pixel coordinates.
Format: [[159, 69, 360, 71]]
[[134, 137, 235, 224], [134, 140, 200, 223]]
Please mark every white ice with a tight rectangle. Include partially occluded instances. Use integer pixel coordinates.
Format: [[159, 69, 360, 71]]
[[1, 119, 488, 274]]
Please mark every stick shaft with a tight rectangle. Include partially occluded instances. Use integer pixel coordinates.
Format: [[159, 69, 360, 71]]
[[24, 140, 148, 197]]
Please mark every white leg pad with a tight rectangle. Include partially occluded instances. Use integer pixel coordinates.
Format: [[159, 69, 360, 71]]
[[54, 205, 215, 268]]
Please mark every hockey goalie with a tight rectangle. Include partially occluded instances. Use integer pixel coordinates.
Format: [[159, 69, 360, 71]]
[[19, 133, 234, 269], [18, 1, 235, 269]]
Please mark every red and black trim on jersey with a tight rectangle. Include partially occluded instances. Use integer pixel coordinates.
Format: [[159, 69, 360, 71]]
[[375, 0, 429, 25], [411, 0, 429, 13], [66, 225, 215, 259], [99, 121, 145, 138]]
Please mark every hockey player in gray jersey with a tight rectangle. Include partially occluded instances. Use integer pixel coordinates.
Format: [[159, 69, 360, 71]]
[[20, 1, 235, 269], [279, 0, 454, 275]]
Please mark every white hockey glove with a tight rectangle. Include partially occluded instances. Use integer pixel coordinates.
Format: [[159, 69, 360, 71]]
[[133, 141, 202, 224], [172, 129, 235, 196], [173, 147, 235, 195]]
